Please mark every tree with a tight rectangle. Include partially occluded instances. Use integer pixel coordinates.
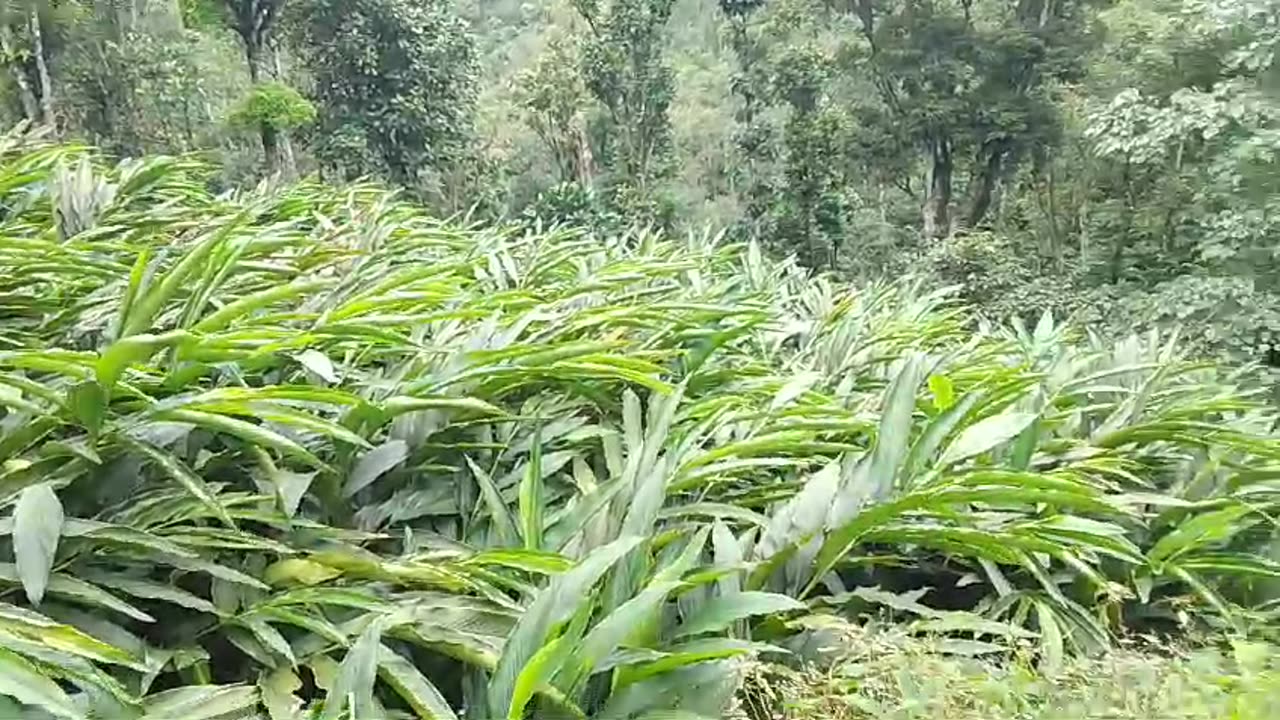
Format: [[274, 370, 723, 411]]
[[221, 0, 295, 174], [58, 1, 242, 157], [222, 0, 281, 83], [1, 1, 57, 127], [753, 37, 853, 268], [842, 0, 1094, 238], [227, 79, 313, 149], [914, 0, 1280, 374], [292, 0, 479, 192], [515, 34, 595, 186], [572, 0, 676, 216], [719, 0, 768, 124], [1071, 0, 1280, 366], [716, 0, 862, 266]]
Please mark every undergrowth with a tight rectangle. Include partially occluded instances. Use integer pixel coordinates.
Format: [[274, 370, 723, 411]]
[[734, 618, 1280, 720]]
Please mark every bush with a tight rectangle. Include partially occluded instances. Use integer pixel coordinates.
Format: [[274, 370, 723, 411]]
[[923, 231, 1088, 325], [519, 180, 622, 231], [228, 82, 317, 132]]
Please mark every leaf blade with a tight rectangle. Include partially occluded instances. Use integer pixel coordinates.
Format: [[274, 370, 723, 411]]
[[344, 440, 409, 497], [13, 483, 64, 606]]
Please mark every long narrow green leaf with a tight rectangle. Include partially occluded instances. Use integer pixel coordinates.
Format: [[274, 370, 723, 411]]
[[149, 409, 330, 470], [507, 635, 565, 720], [0, 646, 85, 720], [0, 602, 142, 668], [939, 411, 1038, 467], [672, 591, 804, 638], [519, 422, 544, 550], [192, 280, 335, 333], [141, 684, 259, 720], [867, 354, 926, 499], [123, 219, 241, 338], [488, 535, 642, 717], [115, 434, 235, 529], [322, 619, 383, 720], [378, 645, 459, 720], [112, 248, 152, 341], [97, 330, 192, 392], [0, 563, 153, 622], [77, 571, 218, 615], [465, 456, 518, 547], [344, 439, 409, 497]]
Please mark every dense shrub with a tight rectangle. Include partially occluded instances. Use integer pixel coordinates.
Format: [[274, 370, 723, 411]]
[[0, 138, 1277, 716], [228, 82, 317, 132]]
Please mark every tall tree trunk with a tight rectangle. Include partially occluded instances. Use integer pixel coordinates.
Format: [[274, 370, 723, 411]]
[[29, 7, 52, 128], [1016, 0, 1054, 30], [961, 142, 1006, 231], [92, 0, 120, 40], [268, 41, 296, 178], [261, 121, 283, 174], [922, 136, 953, 239], [572, 115, 594, 185], [242, 40, 279, 172], [1038, 163, 1064, 271], [244, 36, 262, 83], [1110, 160, 1134, 283], [236, 13, 293, 178]]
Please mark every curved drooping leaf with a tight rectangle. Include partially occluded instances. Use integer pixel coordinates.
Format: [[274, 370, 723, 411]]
[[344, 440, 409, 497], [97, 331, 191, 392], [938, 411, 1039, 467], [0, 563, 153, 622], [140, 684, 259, 720], [321, 619, 383, 720], [672, 592, 805, 639], [378, 645, 459, 720], [115, 435, 234, 530], [0, 602, 142, 669], [0, 646, 84, 720], [519, 423, 545, 551], [507, 635, 568, 720], [13, 483, 64, 606]]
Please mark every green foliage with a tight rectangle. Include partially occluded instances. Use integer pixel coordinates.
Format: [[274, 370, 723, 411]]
[[573, 0, 678, 214], [514, 33, 593, 185], [716, 2, 854, 266], [60, 19, 247, 158], [179, 0, 228, 31], [228, 81, 315, 132], [0, 137, 1278, 715], [718, 0, 1095, 248], [735, 619, 1280, 720], [519, 180, 621, 232], [922, 0, 1280, 379], [924, 232, 1086, 324], [292, 0, 480, 189]]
